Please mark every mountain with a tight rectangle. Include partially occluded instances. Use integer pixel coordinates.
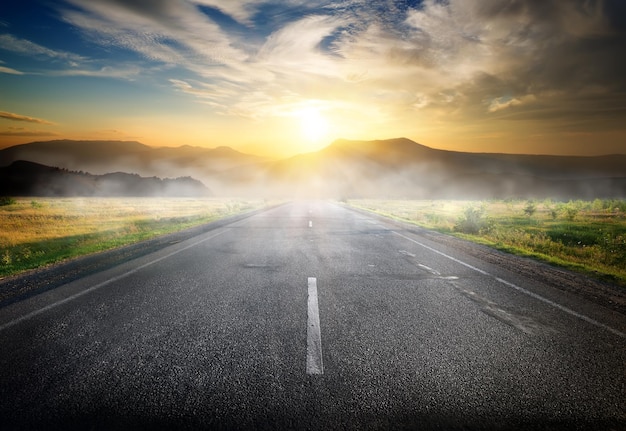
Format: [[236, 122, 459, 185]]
[[264, 138, 626, 199], [2, 138, 626, 199], [0, 140, 264, 189], [0, 160, 211, 197], [0, 140, 151, 169]]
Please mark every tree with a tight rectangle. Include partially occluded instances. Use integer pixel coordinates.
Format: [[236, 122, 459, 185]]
[[523, 200, 537, 217]]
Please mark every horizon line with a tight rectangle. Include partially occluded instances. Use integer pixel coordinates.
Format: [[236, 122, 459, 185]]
[[1, 137, 625, 158]]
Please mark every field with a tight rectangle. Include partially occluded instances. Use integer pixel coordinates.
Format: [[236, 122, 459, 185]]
[[3, 197, 626, 287], [350, 199, 626, 287], [0, 197, 265, 278]]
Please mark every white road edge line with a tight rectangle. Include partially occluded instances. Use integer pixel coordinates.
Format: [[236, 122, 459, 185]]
[[306, 277, 324, 375], [392, 231, 626, 339], [0, 229, 228, 333]]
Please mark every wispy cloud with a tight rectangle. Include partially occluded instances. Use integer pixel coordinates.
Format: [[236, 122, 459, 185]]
[[0, 65, 23, 75], [488, 95, 537, 113], [55, 65, 142, 79], [62, 0, 248, 65], [9, 0, 624, 142], [0, 31, 146, 80], [191, 0, 258, 26], [0, 129, 59, 137], [0, 111, 55, 125], [0, 34, 87, 63]]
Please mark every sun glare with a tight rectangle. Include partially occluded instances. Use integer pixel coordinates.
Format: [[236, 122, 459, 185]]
[[297, 107, 329, 145]]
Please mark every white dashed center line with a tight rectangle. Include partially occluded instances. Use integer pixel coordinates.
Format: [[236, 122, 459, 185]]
[[306, 277, 324, 375]]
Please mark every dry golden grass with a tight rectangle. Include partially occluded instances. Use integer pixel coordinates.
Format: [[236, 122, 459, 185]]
[[0, 197, 264, 276]]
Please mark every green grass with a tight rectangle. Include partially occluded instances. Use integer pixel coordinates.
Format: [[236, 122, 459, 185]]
[[349, 199, 626, 287], [0, 197, 266, 278], [4, 197, 625, 287]]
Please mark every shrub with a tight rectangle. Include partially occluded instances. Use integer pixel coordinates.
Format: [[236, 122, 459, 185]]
[[0, 197, 16, 206], [523, 200, 537, 217], [592, 199, 604, 212], [454, 205, 491, 234], [549, 208, 558, 220], [563, 204, 579, 221], [1, 250, 11, 266], [600, 233, 626, 266]]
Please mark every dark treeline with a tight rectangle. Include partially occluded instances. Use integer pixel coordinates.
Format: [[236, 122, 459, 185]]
[[0, 160, 211, 197]]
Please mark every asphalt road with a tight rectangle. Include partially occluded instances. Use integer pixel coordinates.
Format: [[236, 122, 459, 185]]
[[0, 201, 624, 430]]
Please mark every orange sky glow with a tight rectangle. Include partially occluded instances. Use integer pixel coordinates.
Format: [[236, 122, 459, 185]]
[[1, 0, 625, 157]]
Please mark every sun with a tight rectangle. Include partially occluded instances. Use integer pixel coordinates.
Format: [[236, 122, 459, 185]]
[[297, 107, 330, 145]]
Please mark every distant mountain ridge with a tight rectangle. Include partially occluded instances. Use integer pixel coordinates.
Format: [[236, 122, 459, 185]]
[[0, 139, 264, 177], [0, 160, 210, 197], [264, 138, 626, 199], [321, 138, 626, 178], [1, 138, 625, 199]]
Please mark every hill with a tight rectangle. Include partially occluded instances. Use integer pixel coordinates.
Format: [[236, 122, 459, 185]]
[[0, 139, 263, 187], [2, 138, 626, 199], [0, 140, 151, 169], [264, 138, 626, 199], [0, 160, 211, 197]]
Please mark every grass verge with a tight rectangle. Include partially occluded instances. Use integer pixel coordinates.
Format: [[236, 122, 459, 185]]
[[0, 197, 266, 278], [349, 199, 626, 287]]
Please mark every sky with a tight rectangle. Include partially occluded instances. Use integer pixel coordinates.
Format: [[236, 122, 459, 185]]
[[0, 0, 625, 157]]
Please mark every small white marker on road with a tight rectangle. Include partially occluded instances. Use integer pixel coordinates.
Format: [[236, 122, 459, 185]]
[[309, 220, 313, 228], [306, 277, 324, 375]]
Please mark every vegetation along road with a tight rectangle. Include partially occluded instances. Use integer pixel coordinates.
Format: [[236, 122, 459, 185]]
[[0, 202, 624, 429]]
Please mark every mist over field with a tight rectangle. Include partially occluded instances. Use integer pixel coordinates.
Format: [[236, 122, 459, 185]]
[[1, 138, 625, 200]]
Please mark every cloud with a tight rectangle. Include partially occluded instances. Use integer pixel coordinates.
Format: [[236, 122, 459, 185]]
[[169, 78, 217, 97], [191, 0, 258, 25], [0, 126, 59, 137], [0, 34, 87, 63], [193, 0, 357, 26], [0, 130, 59, 137], [55, 65, 142, 79], [257, 15, 346, 75], [41, 0, 626, 137], [488, 95, 537, 113], [62, 0, 248, 65], [380, 0, 626, 127], [0, 111, 55, 125], [0, 65, 23, 75]]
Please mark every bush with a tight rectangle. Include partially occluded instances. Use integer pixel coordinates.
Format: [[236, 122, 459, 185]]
[[0, 197, 16, 206], [523, 200, 537, 217], [454, 205, 491, 234], [563, 204, 579, 221], [600, 233, 626, 266]]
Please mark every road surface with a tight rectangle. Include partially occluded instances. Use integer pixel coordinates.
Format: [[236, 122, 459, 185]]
[[0, 201, 624, 430]]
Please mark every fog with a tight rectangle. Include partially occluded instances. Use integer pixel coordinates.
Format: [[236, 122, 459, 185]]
[[1, 138, 626, 200]]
